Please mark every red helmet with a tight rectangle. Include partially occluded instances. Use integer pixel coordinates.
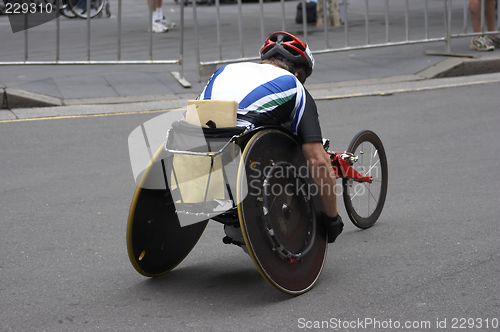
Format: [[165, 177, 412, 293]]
[[260, 31, 315, 78]]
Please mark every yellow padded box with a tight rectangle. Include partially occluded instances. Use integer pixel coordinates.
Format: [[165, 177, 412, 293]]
[[171, 100, 239, 203], [185, 100, 238, 128]]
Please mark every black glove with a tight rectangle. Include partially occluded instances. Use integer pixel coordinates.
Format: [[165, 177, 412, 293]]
[[321, 212, 344, 243]]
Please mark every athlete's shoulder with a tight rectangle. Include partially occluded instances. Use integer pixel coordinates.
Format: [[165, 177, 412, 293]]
[[224, 62, 295, 77], [223, 62, 262, 71], [212, 62, 261, 78], [212, 62, 303, 94]]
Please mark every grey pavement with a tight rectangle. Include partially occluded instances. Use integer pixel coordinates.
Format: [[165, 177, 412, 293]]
[[1, 82, 499, 331], [1, 0, 500, 117]]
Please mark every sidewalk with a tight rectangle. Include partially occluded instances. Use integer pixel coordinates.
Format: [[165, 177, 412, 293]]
[[1, 0, 500, 118]]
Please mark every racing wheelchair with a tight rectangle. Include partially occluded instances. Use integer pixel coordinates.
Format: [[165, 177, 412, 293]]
[[126, 101, 388, 295]]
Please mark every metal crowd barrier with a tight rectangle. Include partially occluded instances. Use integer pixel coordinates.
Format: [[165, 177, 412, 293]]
[[194, 0, 500, 81], [1, 0, 499, 87], [0, 0, 191, 88], [444, 0, 500, 54]]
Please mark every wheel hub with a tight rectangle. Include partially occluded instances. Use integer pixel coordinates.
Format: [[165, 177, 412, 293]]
[[282, 203, 292, 219]]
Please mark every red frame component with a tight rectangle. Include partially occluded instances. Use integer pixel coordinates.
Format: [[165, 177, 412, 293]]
[[329, 152, 373, 183]]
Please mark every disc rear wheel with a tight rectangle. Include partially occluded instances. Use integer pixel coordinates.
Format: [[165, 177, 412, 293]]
[[127, 146, 207, 277], [237, 129, 327, 295]]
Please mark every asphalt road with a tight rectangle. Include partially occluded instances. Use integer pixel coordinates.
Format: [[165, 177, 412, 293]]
[[1, 82, 499, 331]]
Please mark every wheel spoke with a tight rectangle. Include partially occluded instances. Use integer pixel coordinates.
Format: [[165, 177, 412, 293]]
[[350, 183, 365, 199], [366, 158, 380, 176], [349, 142, 383, 217], [362, 182, 379, 205]]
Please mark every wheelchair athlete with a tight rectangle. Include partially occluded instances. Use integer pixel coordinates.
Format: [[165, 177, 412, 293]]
[[198, 31, 344, 244]]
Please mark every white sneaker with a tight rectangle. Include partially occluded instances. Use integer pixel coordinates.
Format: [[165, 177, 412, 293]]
[[152, 20, 168, 33], [161, 16, 176, 28], [470, 36, 494, 51]]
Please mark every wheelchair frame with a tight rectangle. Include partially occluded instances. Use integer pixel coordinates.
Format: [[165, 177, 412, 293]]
[[127, 123, 388, 295]]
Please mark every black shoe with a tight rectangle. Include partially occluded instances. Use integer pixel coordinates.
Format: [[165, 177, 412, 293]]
[[321, 212, 344, 243]]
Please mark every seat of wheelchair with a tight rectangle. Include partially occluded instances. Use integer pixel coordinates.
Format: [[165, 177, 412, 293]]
[[164, 100, 246, 225]]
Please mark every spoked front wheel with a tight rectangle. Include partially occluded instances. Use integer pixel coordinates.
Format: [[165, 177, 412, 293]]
[[342, 130, 388, 229]]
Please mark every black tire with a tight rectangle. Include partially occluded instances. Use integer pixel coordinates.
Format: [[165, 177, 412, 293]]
[[342, 130, 388, 229], [67, 0, 104, 19]]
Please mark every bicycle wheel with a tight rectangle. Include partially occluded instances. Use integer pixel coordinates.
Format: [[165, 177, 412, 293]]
[[67, 0, 104, 19], [342, 130, 388, 229], [44, 0, 76, 18]]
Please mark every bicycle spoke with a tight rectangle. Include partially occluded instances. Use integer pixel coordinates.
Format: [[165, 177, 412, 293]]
[[350, 184, 365, 199], [348, 142, 383, 217], [362, 182, 379, 205], [366, 157, 380, 175]]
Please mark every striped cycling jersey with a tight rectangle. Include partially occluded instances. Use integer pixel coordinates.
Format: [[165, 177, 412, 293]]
[[198, 62, 308, 135]]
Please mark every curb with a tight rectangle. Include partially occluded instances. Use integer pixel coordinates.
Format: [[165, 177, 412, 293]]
[[1, 99, 190, 121], [3, 72, 499, 122], [1, 87, 199, 111], [4, 88, 63, 109], [308, 72, 500, 100], [417, 54, 500, 79], [63, 93, 200, 106], [1, 55, 499, 116]]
